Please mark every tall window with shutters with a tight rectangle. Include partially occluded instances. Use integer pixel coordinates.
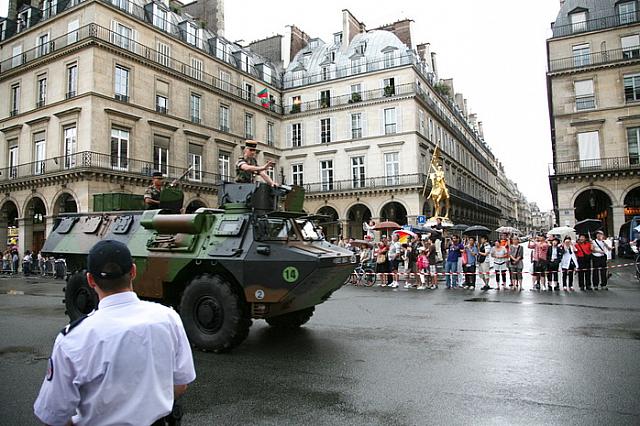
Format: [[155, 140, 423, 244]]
[[622, 34, 640, 59], [63, 126, 77, 169], [577, 131, 600, 168], [218, 151, 230, 181], [66, 63, 77, 98], [626, 127, 640, 165], [9, 145, 18, 178], [384, 152, 399, 185], [153, 135, 170, 176], [110, 128, 129, 171], [320, 160, 334, 191], [574, 79, 595, 110], [384, 108, 397, 134], [320, 118, 331, 143], [351, 156, 365, 188], [292, 163, 304, 186], [188, 144, 203, 181], [219, 104, 230, 132], [351, 113, 362, 139], [33, 132, 46, 175], [291, 123, 302, 147]]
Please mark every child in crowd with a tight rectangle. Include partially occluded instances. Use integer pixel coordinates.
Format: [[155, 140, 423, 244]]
[[416, 247, 429, 290]]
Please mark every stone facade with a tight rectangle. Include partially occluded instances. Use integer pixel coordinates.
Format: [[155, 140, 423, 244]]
[[0, 1, 535, 255], [547, 0, 640, 238]]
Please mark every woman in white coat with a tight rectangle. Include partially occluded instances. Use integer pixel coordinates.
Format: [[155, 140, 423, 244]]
[[560, 236, 579, 291]]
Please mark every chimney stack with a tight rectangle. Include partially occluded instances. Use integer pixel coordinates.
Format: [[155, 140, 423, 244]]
[[289, 25, 311, 61], [8, 0, 19, 21], [477, 121, 485, 139], [372, 18, 414, 49], [416, 43, 431, 62], [430, 52, 438, 80], [342, 9, 364, 51], [182, 0, 225, 36]]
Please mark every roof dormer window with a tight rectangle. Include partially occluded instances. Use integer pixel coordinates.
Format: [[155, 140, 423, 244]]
[[618, 1, 638, 25], [334, 32, 342, 44], [17, 9, 31, 32], [569, 9, 588, 33], [153, 4, 168, 31], [355, 42, 366, 55]]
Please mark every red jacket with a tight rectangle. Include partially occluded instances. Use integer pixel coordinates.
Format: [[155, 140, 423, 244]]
[[574, 241, 592, 257]]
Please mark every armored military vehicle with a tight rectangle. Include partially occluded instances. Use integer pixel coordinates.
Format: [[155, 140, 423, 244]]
[[42, 182, 354, 352]]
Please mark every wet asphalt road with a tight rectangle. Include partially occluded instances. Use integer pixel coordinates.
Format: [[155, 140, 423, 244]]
[[1, 261, 639, 426]]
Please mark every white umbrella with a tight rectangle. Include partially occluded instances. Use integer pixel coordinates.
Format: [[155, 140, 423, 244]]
[[548, 226, 576, 238]]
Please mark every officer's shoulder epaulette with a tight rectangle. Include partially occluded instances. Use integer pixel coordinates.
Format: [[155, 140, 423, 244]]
[[60, 311, 95, 336]]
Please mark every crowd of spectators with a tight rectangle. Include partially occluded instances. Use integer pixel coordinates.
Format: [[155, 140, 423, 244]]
[[339, 228, 615, 292]]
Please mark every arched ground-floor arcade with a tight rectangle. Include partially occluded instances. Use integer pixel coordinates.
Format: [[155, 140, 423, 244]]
[[554, 176, 640, 238], [304, 189, 501, 240], [0, 175, 216, 256]]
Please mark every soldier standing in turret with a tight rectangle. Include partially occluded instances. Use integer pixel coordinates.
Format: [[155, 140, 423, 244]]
[[144, 171, 164, 209], [235, 140, 277, 186]]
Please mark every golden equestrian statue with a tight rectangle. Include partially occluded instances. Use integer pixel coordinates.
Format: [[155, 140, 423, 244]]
[[422, 146, 450, 219]]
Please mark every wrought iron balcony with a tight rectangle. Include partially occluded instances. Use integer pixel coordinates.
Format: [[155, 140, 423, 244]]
[[0, 0, 278, 88], [301, 173, 425, 194], [284, 83, 415, 114], [549, 156, 640, 176], [283, 53, 415, 89], [0, 24, 284, 115], [551, 11, 639, 38], [548, 46, 640, 73], [0, 150, 223, 187]]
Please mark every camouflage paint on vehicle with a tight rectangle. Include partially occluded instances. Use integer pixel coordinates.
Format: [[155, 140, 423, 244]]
[[43, 183, 355, 352]]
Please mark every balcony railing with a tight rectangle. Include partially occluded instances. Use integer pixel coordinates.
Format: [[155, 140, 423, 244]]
[[302, 173, 425, 194], [551, 11, 639, 38], [283, 52, 415, 89], [284, 83, 414, 114], [96, 0, 279, 87], [549, 156, 640, 176], [0, 0, 278, 88], [0, 24, 284, 114], [549, 46, 640, 72], [0, 150, 223, 186]]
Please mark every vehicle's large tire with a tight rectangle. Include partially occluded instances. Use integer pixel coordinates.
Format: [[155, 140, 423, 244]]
[[179, 274, 251, 353], [64, 270, 97, 321], [265, 307, 315, 329]]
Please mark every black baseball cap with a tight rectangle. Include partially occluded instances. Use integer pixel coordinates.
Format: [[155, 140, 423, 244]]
[[152, 171, 163, 178], [87, 240, 133, 279]]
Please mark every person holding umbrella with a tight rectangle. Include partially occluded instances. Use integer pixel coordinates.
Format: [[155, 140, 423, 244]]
[[574, 233, 593, 290], [591, 230, 611, 290], [478, 235, 492, 291], [463, 237, 479, 290]]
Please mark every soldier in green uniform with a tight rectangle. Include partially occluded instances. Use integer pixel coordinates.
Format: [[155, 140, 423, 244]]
[[235, 140, 277, 186], [144, 171, 164, 209]]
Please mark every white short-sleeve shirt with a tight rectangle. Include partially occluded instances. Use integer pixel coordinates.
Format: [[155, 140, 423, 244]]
[[34, 291, 196, 426]]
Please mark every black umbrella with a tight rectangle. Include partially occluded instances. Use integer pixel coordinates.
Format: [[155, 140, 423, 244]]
[[463, 225, 491, 236], [574, 218, 602, 235], [449, 224, 469, 232]]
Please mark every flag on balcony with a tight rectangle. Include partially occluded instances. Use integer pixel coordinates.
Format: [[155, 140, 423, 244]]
[[257, 88, 270, 108]]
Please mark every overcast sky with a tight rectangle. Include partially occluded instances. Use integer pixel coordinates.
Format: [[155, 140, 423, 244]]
[[0, 0, 560, 210]]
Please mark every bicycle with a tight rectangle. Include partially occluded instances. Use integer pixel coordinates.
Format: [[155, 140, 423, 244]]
[[346, 262, 377, 287]]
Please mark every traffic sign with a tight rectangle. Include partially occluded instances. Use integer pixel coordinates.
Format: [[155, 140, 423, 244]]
[[417, 215, 426, 224]]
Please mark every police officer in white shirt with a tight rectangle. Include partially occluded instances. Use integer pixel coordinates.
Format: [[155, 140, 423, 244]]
[[34, 240, 196, 426]]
